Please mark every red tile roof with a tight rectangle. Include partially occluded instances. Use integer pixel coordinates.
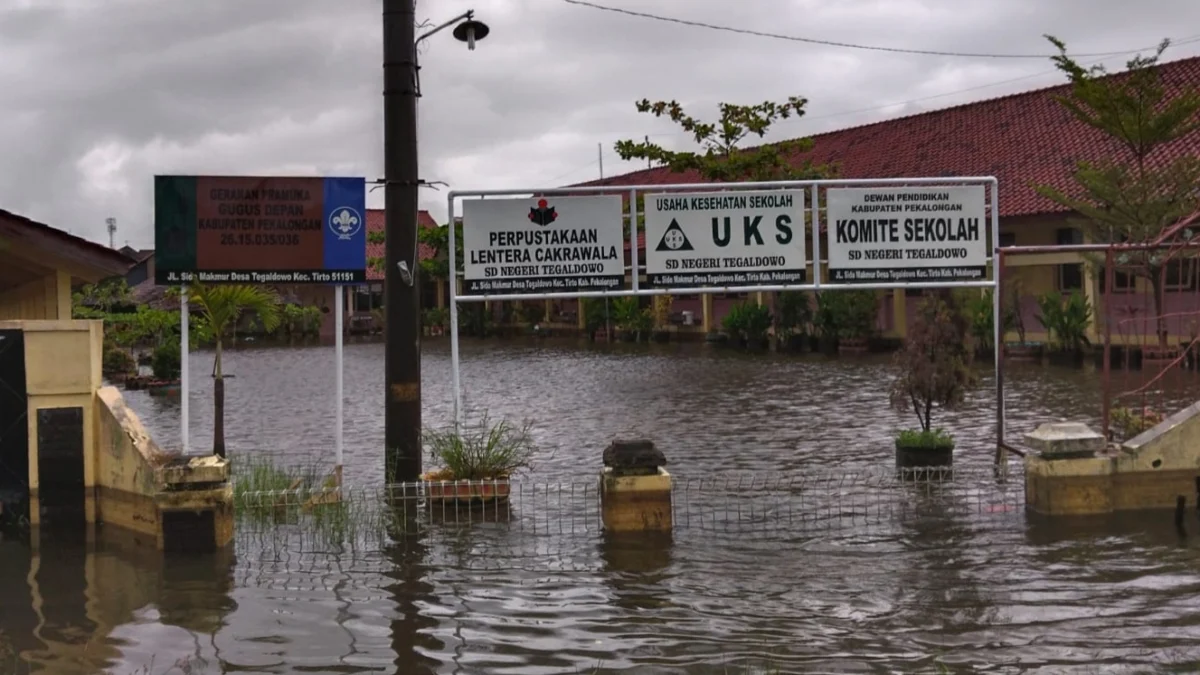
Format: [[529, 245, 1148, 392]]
[[578, 55, 1200, 223], [365, 209, 438, 281]]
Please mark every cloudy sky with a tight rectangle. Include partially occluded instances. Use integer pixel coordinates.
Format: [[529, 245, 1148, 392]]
[[2, 0, 1199, 250]]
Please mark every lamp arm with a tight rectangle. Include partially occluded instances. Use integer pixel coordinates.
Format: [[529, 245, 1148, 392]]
[[415, 10, 474, 49]]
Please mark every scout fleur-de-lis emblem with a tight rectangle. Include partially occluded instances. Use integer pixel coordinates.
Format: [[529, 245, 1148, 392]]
[[328, 206, 362, 240]]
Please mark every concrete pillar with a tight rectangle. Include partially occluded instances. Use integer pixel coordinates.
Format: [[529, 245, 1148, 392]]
[[892, 291, 907, 340], [1082, 261, 1100, 342], [599, 440, 672, 532], [1023, 422, 1112, 516], [702, 294, 713, 332], [54, 270, 71, 320]]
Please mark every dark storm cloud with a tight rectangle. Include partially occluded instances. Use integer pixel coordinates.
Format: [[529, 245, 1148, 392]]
[[0, 0, 1198, 246]]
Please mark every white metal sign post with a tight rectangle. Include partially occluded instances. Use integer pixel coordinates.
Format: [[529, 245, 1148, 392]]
[[446, 177, 1007, 452], [643, 189, 807, 288]]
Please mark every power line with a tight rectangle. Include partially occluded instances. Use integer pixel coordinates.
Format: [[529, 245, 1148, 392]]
[[588, 35, 1200, 142], [562, 0, 1183, 60]]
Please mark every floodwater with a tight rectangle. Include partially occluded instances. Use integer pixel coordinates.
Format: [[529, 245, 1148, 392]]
[[4, 339, 1200, 674]]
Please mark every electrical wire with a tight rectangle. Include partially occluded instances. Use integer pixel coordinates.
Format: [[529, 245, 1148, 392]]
[[589, 34, 1200, 142], [562, 0, 1186, 60]]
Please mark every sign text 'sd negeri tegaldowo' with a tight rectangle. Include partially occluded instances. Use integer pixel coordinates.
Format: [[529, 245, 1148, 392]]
[[461, 195, 625, 295], [824, 185, 988, 283], [643, 189, 807, 288]]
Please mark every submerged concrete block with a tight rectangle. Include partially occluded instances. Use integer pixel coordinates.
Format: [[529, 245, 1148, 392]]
[[600, 466, 673, 533], [1025, 421, 1105, 458], [1026, 404, 1200, 516]]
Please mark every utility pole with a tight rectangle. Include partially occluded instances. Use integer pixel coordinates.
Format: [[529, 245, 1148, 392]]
[[382, 0, 422, 482], [598, 143, 604, 179]]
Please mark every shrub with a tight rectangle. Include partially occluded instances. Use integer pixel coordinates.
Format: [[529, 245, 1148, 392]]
[[895, 427, 955, 449], [423, 414, 538, 481], [102, 347, 136, 377], [889, 294, 977, 433], [151, 339, 181, 380]]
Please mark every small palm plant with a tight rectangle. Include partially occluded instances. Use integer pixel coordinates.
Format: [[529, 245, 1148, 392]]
[[184, 283, 282, 458]]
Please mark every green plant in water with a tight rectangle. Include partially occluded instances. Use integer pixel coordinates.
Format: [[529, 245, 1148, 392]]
[[815, 290, 877, 340], [1034, 290, 1092, 353], [520, 302, 545, 327], [423, 414, 538, 481], [722, 300, 773, 347], [102, 346, 137, 378], [423, 306, 449, 329], [579, 297, 610, 339], [151, 338, 181, 380], [611, 297, 652, 341], [775, 290, 814, 343], [955, 288, 1015, 353]]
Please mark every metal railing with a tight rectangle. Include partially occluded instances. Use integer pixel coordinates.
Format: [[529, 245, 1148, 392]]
[[232, 464, 1026, 557]]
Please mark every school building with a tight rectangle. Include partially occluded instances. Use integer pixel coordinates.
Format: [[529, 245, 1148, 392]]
[[500, 53, 1200, 344]]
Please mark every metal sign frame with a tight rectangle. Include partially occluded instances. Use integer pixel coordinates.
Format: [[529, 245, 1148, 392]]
[[445, 177, 1005, 452]]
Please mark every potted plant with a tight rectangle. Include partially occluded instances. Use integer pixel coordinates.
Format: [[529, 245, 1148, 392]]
[[889, 294, 978, 470], [421, 414, 537, 506]]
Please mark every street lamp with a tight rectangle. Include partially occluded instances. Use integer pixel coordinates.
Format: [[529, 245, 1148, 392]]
[[382, 1, 489, 484]]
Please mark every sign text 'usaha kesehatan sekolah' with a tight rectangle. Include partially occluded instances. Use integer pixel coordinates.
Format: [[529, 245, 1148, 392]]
[[643, 189, 807, 288]]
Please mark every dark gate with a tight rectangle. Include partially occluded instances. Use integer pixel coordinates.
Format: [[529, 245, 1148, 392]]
[[35, 407, 87, 529], [0, 329, 29, 525]]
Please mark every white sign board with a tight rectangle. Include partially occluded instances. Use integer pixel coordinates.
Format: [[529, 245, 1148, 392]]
[[643, 189, 807, 288], [825, 185, 988, 283], [461, 195, 625, 295]]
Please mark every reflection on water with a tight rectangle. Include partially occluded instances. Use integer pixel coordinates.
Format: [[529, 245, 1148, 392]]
[[3, 340, 1200, 673]]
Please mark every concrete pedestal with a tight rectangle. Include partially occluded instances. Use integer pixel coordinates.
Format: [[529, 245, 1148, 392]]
[[600, 466, 672, 533], [1024, 410, 1200, 516]]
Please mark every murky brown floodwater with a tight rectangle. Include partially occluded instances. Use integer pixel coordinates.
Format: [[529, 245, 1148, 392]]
[[4, 340, 1200, 674]]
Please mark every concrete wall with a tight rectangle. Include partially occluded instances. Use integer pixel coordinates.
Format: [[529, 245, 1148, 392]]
[[0, 271, 71, 321], [1026, 403, 1200, 516], [3, 319, 104, 525], [95, 386, 172, 544], [94, 386, 233, 550]]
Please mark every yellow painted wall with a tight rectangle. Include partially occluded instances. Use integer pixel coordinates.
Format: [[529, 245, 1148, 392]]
[[95, 386, 172, 543], [0, 271, 71, 321], [3, 319, 104, 526]]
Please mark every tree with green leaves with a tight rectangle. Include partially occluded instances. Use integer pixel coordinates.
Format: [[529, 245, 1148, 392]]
[[367, 221, 462, 282], [1035, 36, 1200, 348], [614, 97, 832, 182], [615, 96, 836, 341], [183, 283, 282, 458]]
